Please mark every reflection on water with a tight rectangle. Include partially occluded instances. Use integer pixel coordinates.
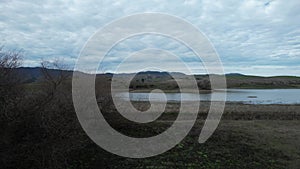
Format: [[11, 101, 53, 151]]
[[116, 89, 300, 104]]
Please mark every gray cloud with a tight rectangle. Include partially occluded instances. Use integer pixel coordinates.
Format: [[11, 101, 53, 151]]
[[0, 0, 299, 75]]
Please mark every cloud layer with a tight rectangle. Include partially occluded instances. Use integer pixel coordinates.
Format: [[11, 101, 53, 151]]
[[1, 0, 300, 75]]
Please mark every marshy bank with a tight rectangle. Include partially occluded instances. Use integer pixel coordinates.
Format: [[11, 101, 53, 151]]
[[128, 101, 300, 120]]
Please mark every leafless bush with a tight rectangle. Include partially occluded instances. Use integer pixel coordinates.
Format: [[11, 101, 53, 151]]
[[31, 59, 89, 169], [0, 55, 87, 169], [41, 59, 69, 90], [0, 46, 23, 121]]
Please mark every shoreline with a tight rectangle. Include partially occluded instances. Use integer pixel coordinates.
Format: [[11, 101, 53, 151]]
[[128, 101, 300, 120]]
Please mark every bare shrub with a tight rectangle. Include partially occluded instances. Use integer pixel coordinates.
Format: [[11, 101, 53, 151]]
[[0, 46, 23, 121]]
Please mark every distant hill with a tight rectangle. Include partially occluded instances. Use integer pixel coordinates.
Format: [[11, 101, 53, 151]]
[[225, 73, 246, 77], [14, 67, 300, 89], [225, 74, 300, 88], [15, 67, 73, 83]]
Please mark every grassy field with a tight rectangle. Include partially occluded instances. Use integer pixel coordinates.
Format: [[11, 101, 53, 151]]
[[75, 101, 300, 169], [72, 121, 299, 168]]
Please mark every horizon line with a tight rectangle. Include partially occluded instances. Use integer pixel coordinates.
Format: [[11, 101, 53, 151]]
[[17, 66, 300, 78]]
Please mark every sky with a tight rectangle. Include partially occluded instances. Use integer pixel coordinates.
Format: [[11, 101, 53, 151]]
[[1, 0, 300, 76]]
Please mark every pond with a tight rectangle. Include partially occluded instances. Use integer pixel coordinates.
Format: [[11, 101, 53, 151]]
[[115, 89, 300, 104]]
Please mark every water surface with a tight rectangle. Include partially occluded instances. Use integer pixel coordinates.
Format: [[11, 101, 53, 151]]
[[116, 89, 300, 104]]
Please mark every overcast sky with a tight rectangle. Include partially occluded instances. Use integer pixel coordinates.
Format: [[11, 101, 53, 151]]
[[1, 0, 300, 76]]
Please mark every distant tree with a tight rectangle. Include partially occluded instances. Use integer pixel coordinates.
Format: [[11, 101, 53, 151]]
[[198, 79, 211, 90]]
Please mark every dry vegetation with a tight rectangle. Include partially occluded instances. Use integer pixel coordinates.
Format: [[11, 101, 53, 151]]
[[1, 47, 300, 169]]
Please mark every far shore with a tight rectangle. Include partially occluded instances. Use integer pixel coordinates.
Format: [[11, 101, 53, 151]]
[[128, 88, 300, 93]]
